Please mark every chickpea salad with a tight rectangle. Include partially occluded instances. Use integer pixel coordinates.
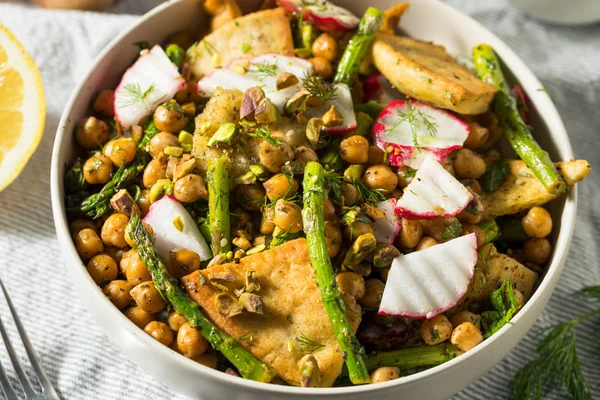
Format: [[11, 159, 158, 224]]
[[63, 0, 591, 388]]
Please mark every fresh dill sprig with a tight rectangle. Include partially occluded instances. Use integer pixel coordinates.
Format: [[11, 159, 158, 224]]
[[295, 333, 325, 354], [509, 285, 600, 400], [250, 61, 278, 80], [384, 99, 438, 148], [324, 170, 344, 200], [118, 82, 156, 108], [354, 178, 386, 204], [302, 74, 337, 102], [202, 40, 218, 56], [249, 125, 281, 147]]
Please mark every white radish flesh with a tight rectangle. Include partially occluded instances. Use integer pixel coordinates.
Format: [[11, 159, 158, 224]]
[[143, 195, 212, 262], [304, 83, 356, 136], [196, 53, 313, 113], [279, 0, 359, 31], [378, 233, 478, 319], [114, 45, 186, 128], [372, 198, 400, 244], [372, 100, 470, 168], [395, 157, 473, 219]]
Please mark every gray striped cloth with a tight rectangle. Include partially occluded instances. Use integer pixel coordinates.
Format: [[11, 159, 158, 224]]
[[0, 1, 598, 398]]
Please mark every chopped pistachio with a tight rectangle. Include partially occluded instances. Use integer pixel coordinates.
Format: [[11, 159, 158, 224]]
[[294, 48, 312, 58], [285, 90, 310, 114], [276, 72, 299, 91], [241, 87, 266, 120], [238, 292, 265, 315], [181, 102, 196, 116], [246, 244, 266, 255], [322, 105, 343, 127], [344, 262, 372, 277], [214, 293, 244, 317], [249, 164, 268, 179], [254, 98, 279, 124], [164, 146, 183, 156], [178, 130, 194, 144], [149, 179, 174, 203], [343, 164, 365, 183], [173, 154, 196, 181], [245, 270, 260, 293], [361, 203, 385, 220], [234, 249, 245, 259], [373, 243, 402, 269], [131, 125, 143, 143], [343, 233, 377, 266], [236, 171, 257, 185], [207, 122, 239, 147], [299, 355, 321, 387], [173, 215, 184, 232], [207, 253, 227, 268], [232, 236, 252, 251], [182, 143, 193, 153], [306, 118, 324, 145]]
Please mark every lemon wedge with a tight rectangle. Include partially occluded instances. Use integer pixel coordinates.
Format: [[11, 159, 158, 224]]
[[0, 24, 45, 192]]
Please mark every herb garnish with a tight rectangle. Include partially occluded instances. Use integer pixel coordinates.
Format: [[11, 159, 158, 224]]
[[302, 74, 337, 102], [118, 82, 156, 108], [241, 43, 252, 53], [482, 159, 510, 192], [250, 61, 278, 80], [441, 219, 462, 241], [248, 125, 281, 147], [295, 333, 325, 354], [384, 99, 438, 148], [202, 40, 218, 56]]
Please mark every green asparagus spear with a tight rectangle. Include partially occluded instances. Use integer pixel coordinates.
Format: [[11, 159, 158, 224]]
[[207, 154, 231, 255], [302, 162, 370, 384], [478, 219, 499, 244], [340, 343, 463, 376], [353, 102, 386, 119], [496, 217, 530, 243], [165, 44, 185, 69], [319, 139, 345, 172], [472, 44, 567, 195], [334, 7, 385, 86], [128, 212, 276, 382]]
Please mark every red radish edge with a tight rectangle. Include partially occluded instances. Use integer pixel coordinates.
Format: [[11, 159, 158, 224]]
[[372, 100, 469, 168], [278, 0, 359, 31], [378, 233, 478, 319], [364, 74, 383, 102], [372, 198, 401, 244], [512, 84, 529, 124]]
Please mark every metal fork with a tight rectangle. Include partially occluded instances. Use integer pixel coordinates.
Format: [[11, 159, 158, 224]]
[[0, 278, 60, 400]]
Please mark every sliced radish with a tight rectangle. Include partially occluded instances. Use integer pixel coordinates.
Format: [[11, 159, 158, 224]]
[[363, 74, 398, 104], [197, 53, 312, 113], [304, 83, 357, 136], [143, 195, 212, 262], [372, 100, 469, 169], [372, 198, 400, 244], [114, 45, 186, 128], [379, 233, 478, 319], [278, 0, 359, 31], [394, 157, 473, 220], [512, 84, 529, 123]]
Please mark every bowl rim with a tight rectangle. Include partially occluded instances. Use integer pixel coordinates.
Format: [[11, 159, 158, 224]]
[[50, 0, 577, 395]]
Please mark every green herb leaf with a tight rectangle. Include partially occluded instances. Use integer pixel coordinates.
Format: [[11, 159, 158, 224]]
[[441, 219, 462, 241], [165, 44, 185, 69], [295, 333, 325, 354], [481, 159, 510, 192], [383, 99, 438, 148], [302, 74, 337, 102], [248, 125, 281, 147], [481, 278, 521, 338], [241, 43, 252, 53]]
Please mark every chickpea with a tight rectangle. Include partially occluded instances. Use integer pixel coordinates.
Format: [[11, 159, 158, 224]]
[[450, 322, 484, 351], [363, 164, 398, 193], [340, 183, 360, 206], [103, 138, 136, 167], [522, 207, 552, 238], [236, 184, 265, 212], [177, 322, 209, 359], [101, 213, 129, 248], [336, 272, 365, 299], [70, 219, 97, 235], [464, 121, 489, 151], [461, 223, 486, 248], [260, 207, 276, 235], [75, 228, 104, 261], [168, 312, 187, 331], [367, 146, 385, 165], [143, 158, 167, 188], [122, 250, 152, 284], [457, 190, 484, 224], [273, 199, 303, 233], [192, 352, 218, 369], [144, 321, 174, 346], [340, 135, 369, 164], [395, 166, 415, 189], [154, 103, 186, 133], [83, 154, 113, 185], [427, 217, 461, 242], [421, 314, 452, 345], [450, 311, 482, 329], [523, 238, 552, 265], [294, 146, 318, 168], [103, 280, 133, 309], [137, 189, 152, 217], [104, 246, 126, 265], [259, 140, 293, 173], [370, 367, 401, 384], [75, 116, 109, 149], [324, 222, 342, 257], [452, 149, 487, 179], [358, 279, 385, 308], [125, 306, 156, 329], [131, 281, 167, 313], [343, 220, 373, 241], [166, 249, 201, 279], [311, 33, 339, 62], [416, 236, 437, 251], [309, 57, 333, 79], [263, 174, 299, 201], [92, 89, 115, 117], [149, 132, 180, 158], [323, 199, 336, 222], [396, 219, 423, 249], [87, 254, 118, 286], [174, 174, 208, 203]]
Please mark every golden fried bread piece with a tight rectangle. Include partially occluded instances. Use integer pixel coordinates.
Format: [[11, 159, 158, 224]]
[[372, 32, 496, 114], [181, 239, 361, 386], [188, 8, 294, 78], [482, 160, 591, 218]]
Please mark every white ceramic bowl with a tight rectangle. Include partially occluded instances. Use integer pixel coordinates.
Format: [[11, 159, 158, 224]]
[[50, 1, 577, 399]]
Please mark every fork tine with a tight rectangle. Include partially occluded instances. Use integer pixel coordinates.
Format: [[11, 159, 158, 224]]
[[0, 359, 19, 400], [0, 295, 37, 398], [0, 279, 60, 399]]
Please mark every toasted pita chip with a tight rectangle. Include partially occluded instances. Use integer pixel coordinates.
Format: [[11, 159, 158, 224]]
[[181, 239, 361, 386], [482, 160, 591, 218], [188, 8, 294, 78], [371, 32, 496, 115]]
